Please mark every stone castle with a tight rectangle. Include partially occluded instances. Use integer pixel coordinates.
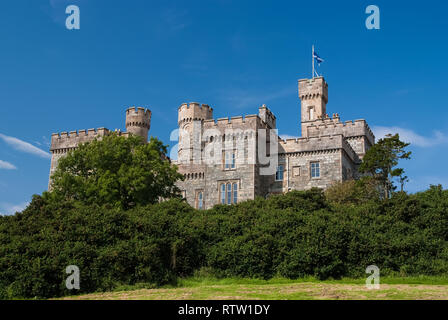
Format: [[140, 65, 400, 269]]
[[49, 76, 375, 209]]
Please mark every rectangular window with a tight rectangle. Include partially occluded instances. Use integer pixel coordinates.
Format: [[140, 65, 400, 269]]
[[311, 162, 320, 178], [227, 183, 232, 205], [224, 151, 236, 170], [221, 184, 226, 204], [309, 107, 314, 120], [275, 165, 284, 181], [198, 192, 203, 209], [233, 183, 238, 204]]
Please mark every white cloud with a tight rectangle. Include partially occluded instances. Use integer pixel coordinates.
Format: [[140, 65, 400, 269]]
[[0, 202, 29, 216], [0, 160, 17, 170], [0, 133, 51, 159], [372, 126, 448, 147]]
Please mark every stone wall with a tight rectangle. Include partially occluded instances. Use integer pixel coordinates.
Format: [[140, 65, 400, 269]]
[[282, 149, 343, 191], [175, 111, 267, 209]]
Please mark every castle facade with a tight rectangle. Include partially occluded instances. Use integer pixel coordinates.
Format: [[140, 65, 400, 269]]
[[49, 76, 375, 209]]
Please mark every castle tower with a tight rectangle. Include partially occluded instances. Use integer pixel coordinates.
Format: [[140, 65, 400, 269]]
[[177, 102, 213, 163], [125, 107, 151, 141], [298, 77, 328, 137]]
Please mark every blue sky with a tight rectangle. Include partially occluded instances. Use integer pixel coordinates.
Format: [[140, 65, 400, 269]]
[[1, 0, 447, 214]]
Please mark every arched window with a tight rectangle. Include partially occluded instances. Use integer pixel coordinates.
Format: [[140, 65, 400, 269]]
[[198, 192, 203, 210], [227, 183, 232, 205], [233, 183, 238, 204], [221, 184, 226, 204]]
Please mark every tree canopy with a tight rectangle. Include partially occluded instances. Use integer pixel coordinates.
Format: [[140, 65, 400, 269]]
[[47, 133, 184, 209], [359, 133, 411, 198]]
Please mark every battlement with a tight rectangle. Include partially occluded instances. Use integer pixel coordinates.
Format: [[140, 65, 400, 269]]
[[298, 77, 328, 102], [50, 128, 110, 151], [203, 114, 260, 129], [279, 134, 357, 161], [126, 106, 151, 117], [125, 107, 151, 128], [306, 118, 375, 145], [178, 102, 214, 124]]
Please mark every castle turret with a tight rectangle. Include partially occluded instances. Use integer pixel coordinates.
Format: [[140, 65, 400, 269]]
[[177, 102, 213, 163], [298, 77, 328, 137], [125, 107, 151, 141], [178, 102, 213, 125]]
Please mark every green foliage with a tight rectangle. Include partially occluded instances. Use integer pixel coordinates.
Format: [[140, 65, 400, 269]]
[[48, 134, 184, 210], [0, 196, 202, 299], [1, 187, 447, 299], [359, 133, 412, 198], [325, 177, 381, 205]]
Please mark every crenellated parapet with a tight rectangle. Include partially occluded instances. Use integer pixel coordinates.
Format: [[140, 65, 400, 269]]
[[198, 112, 279, 152], [126, 107, 151, 126], [279, 134, 358, 162], [298, 77, 329, 103], [203, 114, 259, 128], [50, 128, 110, 151], [178, 102, 213, 125], [306, 118, 375, 146]]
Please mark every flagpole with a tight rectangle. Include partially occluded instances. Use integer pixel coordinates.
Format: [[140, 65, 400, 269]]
[[312, 45, 315, 79]]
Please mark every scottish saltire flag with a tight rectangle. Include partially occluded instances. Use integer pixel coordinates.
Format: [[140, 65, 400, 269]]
[[313, 51, 324, 66]]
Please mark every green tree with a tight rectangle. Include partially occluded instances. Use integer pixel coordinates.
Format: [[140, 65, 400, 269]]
[[359, 133, 411, 199], [325, 176, 381, 205], [48, 133, 184, 209]]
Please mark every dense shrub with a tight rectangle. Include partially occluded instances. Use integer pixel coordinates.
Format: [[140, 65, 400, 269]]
[[0, 187, 447, 299], [0, 197, 201, 298]]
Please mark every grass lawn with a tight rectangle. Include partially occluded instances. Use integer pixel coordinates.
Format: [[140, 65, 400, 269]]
[[59, 276, 448, 300]]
